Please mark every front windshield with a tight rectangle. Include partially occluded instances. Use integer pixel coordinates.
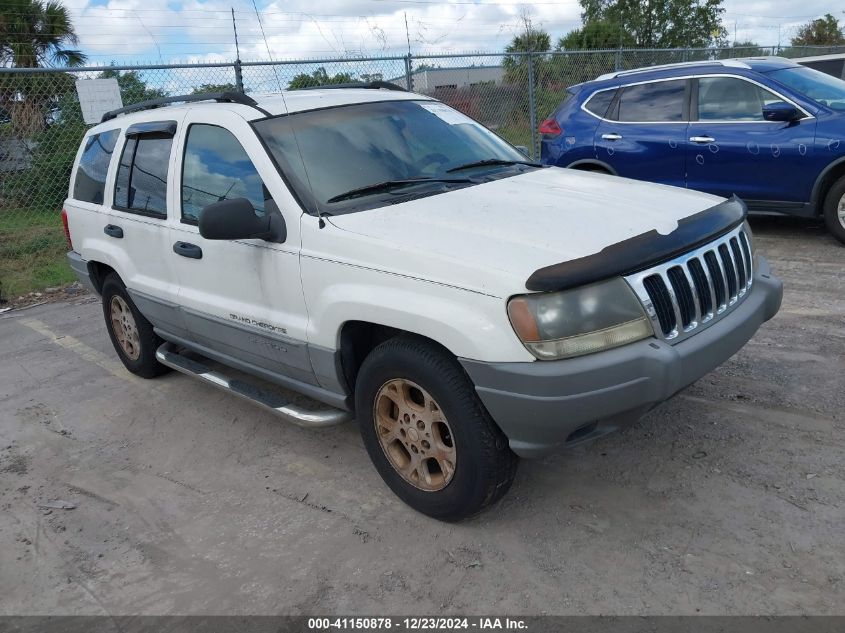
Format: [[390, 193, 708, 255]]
[[768, 66, 845, 111], [253, 99, 534, 215]]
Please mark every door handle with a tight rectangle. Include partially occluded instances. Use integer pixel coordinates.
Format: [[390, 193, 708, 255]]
[[173, 241, 203, 259], [103, 224, 123, 239], [690, 136, 715, 143], [601, 133, 623, 141]]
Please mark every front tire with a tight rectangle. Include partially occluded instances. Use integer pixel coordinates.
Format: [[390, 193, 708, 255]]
[[822, 176, 845, 245], [355, 335, 518, 521], [101, 274, 170, 378]]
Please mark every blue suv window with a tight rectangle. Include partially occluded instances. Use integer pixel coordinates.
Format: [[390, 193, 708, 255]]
[[698, 77, 780, 121], [584, 89, 616, 118], [617, 80, 686, 122]]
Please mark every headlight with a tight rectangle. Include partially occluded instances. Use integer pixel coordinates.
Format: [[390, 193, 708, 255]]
[[507, 277, 653, 360]]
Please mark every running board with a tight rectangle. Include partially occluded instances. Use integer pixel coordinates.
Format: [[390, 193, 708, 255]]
[[155, 343, 351, 428]]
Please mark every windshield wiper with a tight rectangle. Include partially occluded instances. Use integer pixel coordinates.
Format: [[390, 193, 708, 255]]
[[326, 177, 471, 203], [446, 158, 541, 173]]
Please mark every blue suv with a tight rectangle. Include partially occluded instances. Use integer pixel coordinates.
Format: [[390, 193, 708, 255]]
[[539, 57, 845, 243]]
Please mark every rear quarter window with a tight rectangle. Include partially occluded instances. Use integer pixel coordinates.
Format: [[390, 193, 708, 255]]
[[73, 129, 120, 204], [584, 89, 616, 118]]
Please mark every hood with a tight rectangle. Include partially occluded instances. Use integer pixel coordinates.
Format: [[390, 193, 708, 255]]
[[326, 168, 725, 297]]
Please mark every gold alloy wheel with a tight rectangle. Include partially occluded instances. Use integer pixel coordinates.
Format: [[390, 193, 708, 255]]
[[110, 295, 141, 361], [374, 378, 457, 491]]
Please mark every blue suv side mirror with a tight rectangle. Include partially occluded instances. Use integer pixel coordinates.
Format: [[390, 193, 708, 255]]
[[762, 101, 803, 122]]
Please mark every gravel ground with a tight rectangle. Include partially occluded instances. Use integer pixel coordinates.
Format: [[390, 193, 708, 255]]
[[0, 216, 843, 616]]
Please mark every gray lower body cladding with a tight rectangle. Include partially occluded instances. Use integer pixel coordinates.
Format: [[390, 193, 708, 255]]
[[460, 257, 784, 459], [66, 251, 97, 293]]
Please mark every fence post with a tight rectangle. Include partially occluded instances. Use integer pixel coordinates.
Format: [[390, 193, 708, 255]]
[[234, 60, 244, 93], [404, 54, 413, 92], [527, 52, 538, 160], [614, 48, 622, 71]]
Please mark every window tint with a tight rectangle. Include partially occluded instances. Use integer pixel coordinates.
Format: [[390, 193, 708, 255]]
[[698, 77, 783, 121], [617, 80, 686, 122], [181, 124, 266, 223], [114, 135, 172, 216], [584, 89, 615, 118], [73, 129, 119, 204]]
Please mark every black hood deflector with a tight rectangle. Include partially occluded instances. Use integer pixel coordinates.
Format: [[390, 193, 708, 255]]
[[525, 196, 748, 292]]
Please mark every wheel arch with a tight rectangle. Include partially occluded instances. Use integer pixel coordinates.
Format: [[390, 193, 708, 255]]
[[811, 156, 845, 215], [86, 261, 119, 294], [337, 321, 459, 395], [566, 159, 617, 175]]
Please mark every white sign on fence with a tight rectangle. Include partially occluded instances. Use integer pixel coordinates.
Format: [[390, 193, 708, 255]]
[[75, 78, 123, 124]]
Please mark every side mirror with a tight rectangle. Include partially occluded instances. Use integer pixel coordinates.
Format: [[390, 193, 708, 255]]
[[199, 197, 286, 243], [762, 101, 803, 122], [515, 145, 531, 158]]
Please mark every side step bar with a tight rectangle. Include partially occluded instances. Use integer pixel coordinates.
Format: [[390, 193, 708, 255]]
[[155, 343, 351, 428]]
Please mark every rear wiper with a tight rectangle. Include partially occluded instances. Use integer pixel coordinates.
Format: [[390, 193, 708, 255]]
[[446, 158, 541, 173], [326, 177, 471, 203]]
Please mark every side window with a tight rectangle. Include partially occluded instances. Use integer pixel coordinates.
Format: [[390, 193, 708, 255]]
[[114, 134, 173, 217], [617, 80, 686, 122], [698, 77, 782, 121], [73, 129, 119, 204], [584, 89, 616, 118], [181, 124, 267, 224]]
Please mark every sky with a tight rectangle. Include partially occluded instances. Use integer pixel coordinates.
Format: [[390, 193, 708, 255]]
[[58, 0, 842, 66]]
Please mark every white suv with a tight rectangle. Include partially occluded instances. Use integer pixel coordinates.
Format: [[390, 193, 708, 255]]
[[63, 85, 783, 520]]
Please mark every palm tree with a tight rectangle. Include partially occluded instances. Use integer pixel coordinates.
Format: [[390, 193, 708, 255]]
[[1, 0, 86, 135]]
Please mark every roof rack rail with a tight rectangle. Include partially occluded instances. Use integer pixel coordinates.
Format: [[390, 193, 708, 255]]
[[101, 91, 260, 122], [595, 59, 750, 82], [298, 80, 407, 92]]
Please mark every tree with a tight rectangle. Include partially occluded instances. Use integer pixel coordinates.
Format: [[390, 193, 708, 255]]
[[287, 68, 355, 90], [502, 14, 552, 86], [0, 0, 85, 135], [720, 40, 767, 58], [578, 0, 727, 49], [557, 19, 633, 50], [191, 83, 240, 95], [99, 68, 166, 104], [790, 14, 845, 47], [0, 0, 85, 68]]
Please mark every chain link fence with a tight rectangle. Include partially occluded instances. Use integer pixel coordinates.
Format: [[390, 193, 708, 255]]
[[2, 44, 843, 297]]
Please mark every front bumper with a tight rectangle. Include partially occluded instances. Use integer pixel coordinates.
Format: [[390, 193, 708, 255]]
[[460, 257, 783, 459]]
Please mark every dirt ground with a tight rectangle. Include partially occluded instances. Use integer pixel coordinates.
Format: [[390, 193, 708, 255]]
[[0, 216, 843, 616]]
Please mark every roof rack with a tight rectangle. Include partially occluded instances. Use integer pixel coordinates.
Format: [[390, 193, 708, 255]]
[[101, 91, 260, 122], [595, 59, 751, 82], [298, 80, 406, 92]]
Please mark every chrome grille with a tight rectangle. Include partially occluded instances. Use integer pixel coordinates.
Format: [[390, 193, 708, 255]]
[[625, 224, 753, 343]]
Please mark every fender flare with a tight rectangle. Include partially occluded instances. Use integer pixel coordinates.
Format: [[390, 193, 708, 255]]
[[810, 155, 845, 213], [565, 159, 617, 175]]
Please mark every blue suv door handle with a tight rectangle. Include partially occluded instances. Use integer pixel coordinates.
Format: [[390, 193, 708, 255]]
[[601, 133, 623, 141], [690, 135, 716, 143]]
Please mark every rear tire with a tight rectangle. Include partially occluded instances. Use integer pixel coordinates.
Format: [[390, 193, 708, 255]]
[[101, 274, 170, 378], [355, 335, 518, 521], [822, 175, 845, 245]]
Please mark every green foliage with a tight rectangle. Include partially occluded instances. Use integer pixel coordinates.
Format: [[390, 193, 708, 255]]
[[0, 0, 85, 68], [99, 68, 167, 104], [790, 14, 845, 47], [579, 0, 727, 48], [288, 67, 355, 89], [191, 83, 241, 95], [557, 19, 634, 50]]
